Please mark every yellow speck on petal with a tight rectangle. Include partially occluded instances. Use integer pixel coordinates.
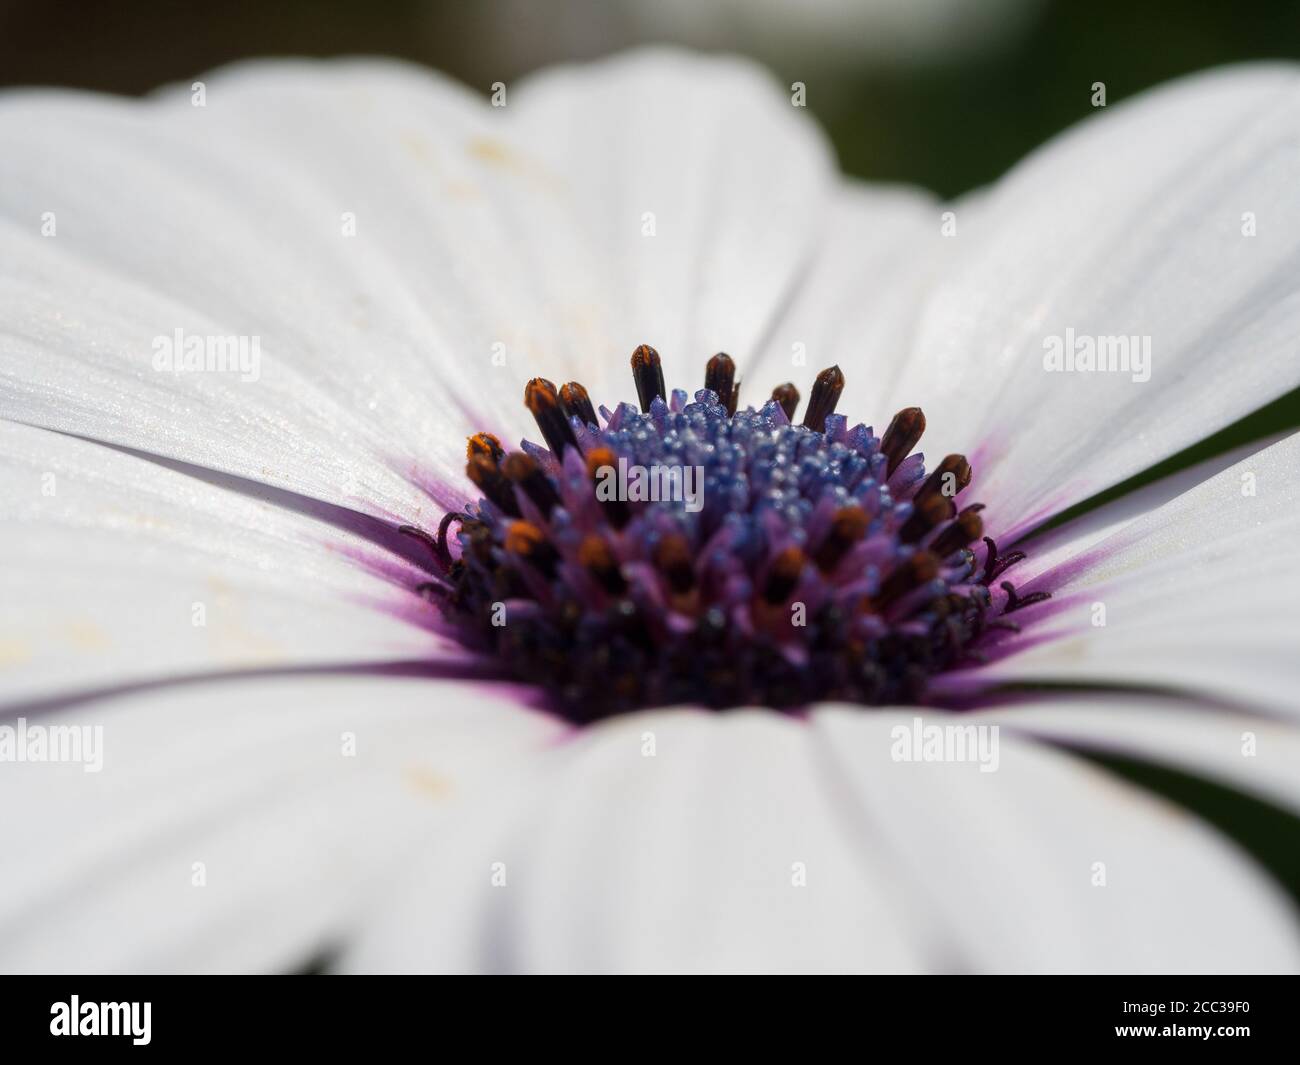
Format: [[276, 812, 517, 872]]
[[466, 137, 563, 195], [467, 136, 515, 167], [401, 129, 440, 168], [403, 766, 453, 800], [204, 577, 284, 663], [60, 621, 110, 651], [0, 640, 32, 667], [443, 180, 480, 200]]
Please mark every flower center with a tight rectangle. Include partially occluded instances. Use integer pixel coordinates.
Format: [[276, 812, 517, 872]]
[[404, 346, 1048, 723]]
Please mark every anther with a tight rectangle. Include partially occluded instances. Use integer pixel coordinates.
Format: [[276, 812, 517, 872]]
[[704, 353, 736, 408], [930, 506, 985, 558], [726, 378, 741, 417], [459, 518, 496, 565], [466, 432, 504, 463], [898, 493, 953, 544], [880, 407, 926, 477], [770, 382, 800, 422], [559, 381, 598, 428], [502, 452, 560, 518], [524, 378, 578, 458], [916, 454, 971, 506], [631, 345, 666, 413], [813, 506, 868, 572], [874, 551, 939, 610], [762, 546, 805, 604], [653, 532, 697, 595], [579, 534, 627, 594], [505, 520, 558, 577], [586, 446, 631, 528], [466, 454, 521, 518], [802, 365, 845, 431]]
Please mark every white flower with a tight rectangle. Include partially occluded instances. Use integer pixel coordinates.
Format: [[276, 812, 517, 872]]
[[2, 50, 1300, 974]]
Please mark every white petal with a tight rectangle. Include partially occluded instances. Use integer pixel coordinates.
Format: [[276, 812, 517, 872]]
[[813, 707, 1300, 973], [0, 51, 835, 515], [979, 696, 1300, 817], [956, 431, 1300, 715], [506, 48, 836, 398], [0, 673, 566, 973], [744, 182, 942, 411], [0, 79, 476, 520], [1005, 432, 1293, 586], [343, 710, 933, 974], [0, 421, 444, 706], [883, 64, 1300, 537]]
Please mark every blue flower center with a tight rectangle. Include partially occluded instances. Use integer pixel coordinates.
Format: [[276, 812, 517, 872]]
[[405, 347, 1048, 722]]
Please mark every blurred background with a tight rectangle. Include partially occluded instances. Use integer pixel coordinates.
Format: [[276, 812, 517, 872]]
[[4, 0, 1300, 198]]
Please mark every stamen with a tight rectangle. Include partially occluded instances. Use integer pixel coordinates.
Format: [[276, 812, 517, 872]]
[[586, 446, 631, 528], [524, 378, 577, 458], [653, 532, 697, 595], [466, 453, 521, 517], [579, 535, 627, 594], [459, 518, 495, 565], [802, 365, 845, 431], [916, 453, 971, 506], [506, 520, 558, 577], [770, 382, 800, 422], [502, 452, 560, 518], [559, 381, 598, 428], [874, 551, 939, 610], [898, 493, 953, 544], [881, 407, 926, 477], [466, 432, 504, 463], [813, 506, 868, 572], [930, 506, 984, 558], [704, 353, 736, 408], [762, 546, 805, 604], [631, 344, 666, 413]]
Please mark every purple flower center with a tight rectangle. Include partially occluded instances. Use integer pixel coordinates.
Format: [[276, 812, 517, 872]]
[[405, 347, 1048, 723]]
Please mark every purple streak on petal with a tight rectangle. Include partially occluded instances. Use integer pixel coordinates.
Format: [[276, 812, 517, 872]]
[[83, 436, 472, 575], [394, 467, 470, 519], [1, 656, 512, 721], [964, 433, 1082, 545]]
